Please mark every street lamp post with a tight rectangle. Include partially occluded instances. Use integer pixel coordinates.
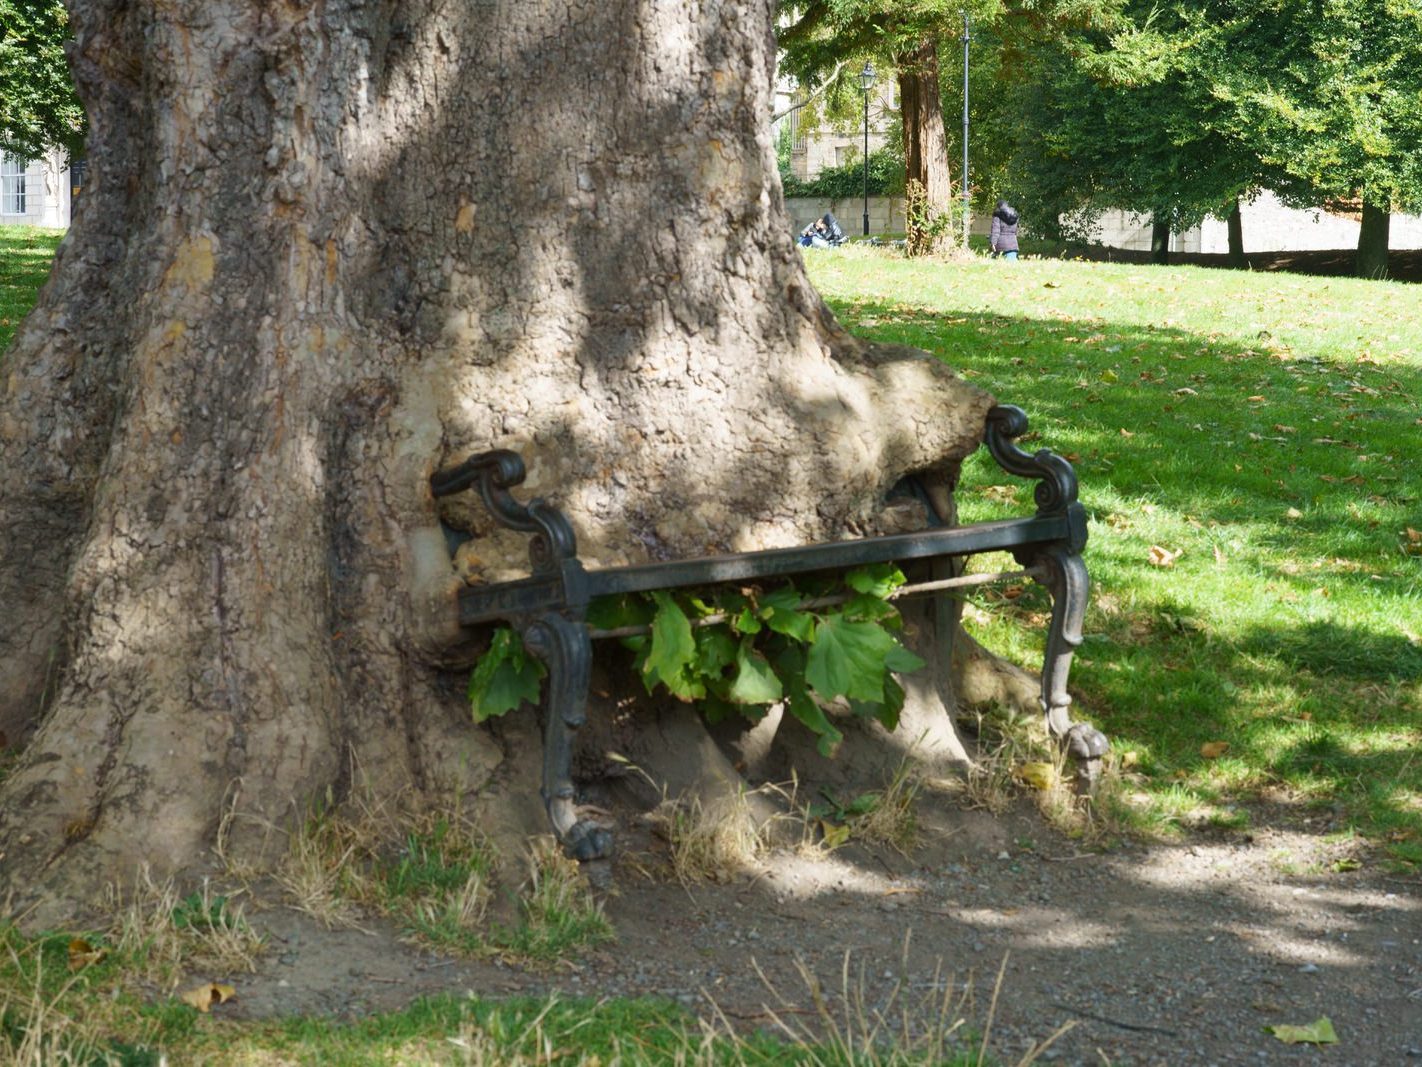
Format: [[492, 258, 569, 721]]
[[859, 61, 876, 236], [961, 12, 971, 247]]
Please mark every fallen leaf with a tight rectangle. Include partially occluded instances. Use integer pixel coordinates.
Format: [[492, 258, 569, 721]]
[[1330, 858, 1361, 872], [1285, 507, 1303, 520], [1246, 395, 1266, 402], [1014, 762, 1058, 790], [1173, 386, 1197, 396], [820, 821, 850, 849], [1118, 427, 1135, 438], [1267, 1017, 1338, 1045], [67, 938, 108, 972], [1200, 741, 1230, 759], [180, 983, 236, 1013], [1147, 545, 1181, 567]]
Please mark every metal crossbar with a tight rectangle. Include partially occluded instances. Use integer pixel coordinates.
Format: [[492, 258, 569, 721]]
[[432, 404, 1108, 860]]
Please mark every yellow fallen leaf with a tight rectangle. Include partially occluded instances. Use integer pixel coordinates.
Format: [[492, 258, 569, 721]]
[[820, 821, 850, 850], [1200, 741, 1230, 759], [180, 983, 236, 1013], [1147, 545, 1180, 567], [1285, 507, 1303, 520], [1267, 1017, 1337, 1045], [67, 938, 108, 972], [1014, 761, 1057, 790]]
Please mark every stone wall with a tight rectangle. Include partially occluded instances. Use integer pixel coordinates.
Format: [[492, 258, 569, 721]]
[[1081, 191, 1422, 254]]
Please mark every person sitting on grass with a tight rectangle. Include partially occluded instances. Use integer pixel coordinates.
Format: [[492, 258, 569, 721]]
[[799, 212, 847, 248]]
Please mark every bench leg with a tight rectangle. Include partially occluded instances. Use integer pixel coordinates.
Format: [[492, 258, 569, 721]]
[[521, 612, 614, 861], [1033, 546, 1110, 782]]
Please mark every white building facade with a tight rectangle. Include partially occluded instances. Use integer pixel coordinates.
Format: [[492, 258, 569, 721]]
[[0, 150, 76, 229]]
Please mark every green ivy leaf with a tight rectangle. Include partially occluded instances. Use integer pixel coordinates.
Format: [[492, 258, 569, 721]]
[[845, 563, 906, 599], [733, 607, 763, 635], [884, 641, 926, 675], [694, 627, 737, 677], [643, 590, 697, 695], [758, 586, 816, 642], [881, 674, 906, 730], [587, 594, 653, 631], [842, 592, 902, 626], [699, 693, 740, 724], [468, 628, 547, 722], [806, 616, 897, 703], [775, 645, 843, 757], [727, 639, 783, 705]]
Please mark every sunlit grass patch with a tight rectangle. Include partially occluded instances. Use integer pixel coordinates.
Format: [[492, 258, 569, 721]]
[[0, 226, 62, 356], [810, 249, 1422, 865]]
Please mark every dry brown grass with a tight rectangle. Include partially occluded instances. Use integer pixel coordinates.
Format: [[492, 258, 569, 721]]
[[106, 868, 264, 991]]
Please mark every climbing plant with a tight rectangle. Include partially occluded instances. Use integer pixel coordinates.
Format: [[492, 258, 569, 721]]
[[468, 563, 925, 757]]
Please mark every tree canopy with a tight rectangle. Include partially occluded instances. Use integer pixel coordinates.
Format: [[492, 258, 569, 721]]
[[985, 0, 1422, 272], [0, 0, 84, 160]]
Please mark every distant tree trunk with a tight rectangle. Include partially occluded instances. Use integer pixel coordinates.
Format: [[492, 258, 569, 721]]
[[1227, 199, 1246, 268], [0, 0, 991, 924], [898, 37, 955, 256], [1150, 218, 1171, 265], [1357, 198, 1391, 279]]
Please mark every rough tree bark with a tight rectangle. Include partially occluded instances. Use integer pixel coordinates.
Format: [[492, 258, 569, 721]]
[[898, 37, 955, 257], [0, 0, 998, 925]]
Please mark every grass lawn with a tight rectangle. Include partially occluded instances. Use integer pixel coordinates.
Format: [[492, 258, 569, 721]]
[[806, 247, 1421, 863], [0, 226, 63, 355]]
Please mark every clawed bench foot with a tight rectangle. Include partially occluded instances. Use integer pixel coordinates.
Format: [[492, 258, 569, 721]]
[[433, 404, 1108, 858]]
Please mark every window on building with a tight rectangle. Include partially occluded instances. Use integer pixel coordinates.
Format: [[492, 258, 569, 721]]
[[0, 153, 26, 215]]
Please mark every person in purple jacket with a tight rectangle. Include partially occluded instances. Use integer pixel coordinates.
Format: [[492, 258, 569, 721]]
[[989, 199, 1020, 260]]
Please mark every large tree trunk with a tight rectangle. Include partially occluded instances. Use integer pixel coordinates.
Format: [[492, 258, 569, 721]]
[[0, 0, 992, 924], [1356, 198, 1390, 279], [898, 37, 955, 256]]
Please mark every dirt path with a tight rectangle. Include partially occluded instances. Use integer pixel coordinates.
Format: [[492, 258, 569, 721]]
[[218, 796, 1422, 1066]]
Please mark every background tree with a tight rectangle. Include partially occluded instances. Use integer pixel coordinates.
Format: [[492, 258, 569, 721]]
[[1201, 0, 1422, 279], [0, 0, 1004, 925], [984, 0, 1422, 276], [778, 0, 980, 254], [0, 0, 84, 159], [984, 1, 1275, 262]]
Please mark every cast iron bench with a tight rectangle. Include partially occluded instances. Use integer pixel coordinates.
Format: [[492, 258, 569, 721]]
[[431, 405, 1109, 860]]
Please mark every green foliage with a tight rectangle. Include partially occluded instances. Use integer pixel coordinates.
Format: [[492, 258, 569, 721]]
[[467, 625, 546, 722], [468, 564, 926, 758], [781, 146, 904, 200], [0, 0, 84, 160], [986, 0, 1422, 253]]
